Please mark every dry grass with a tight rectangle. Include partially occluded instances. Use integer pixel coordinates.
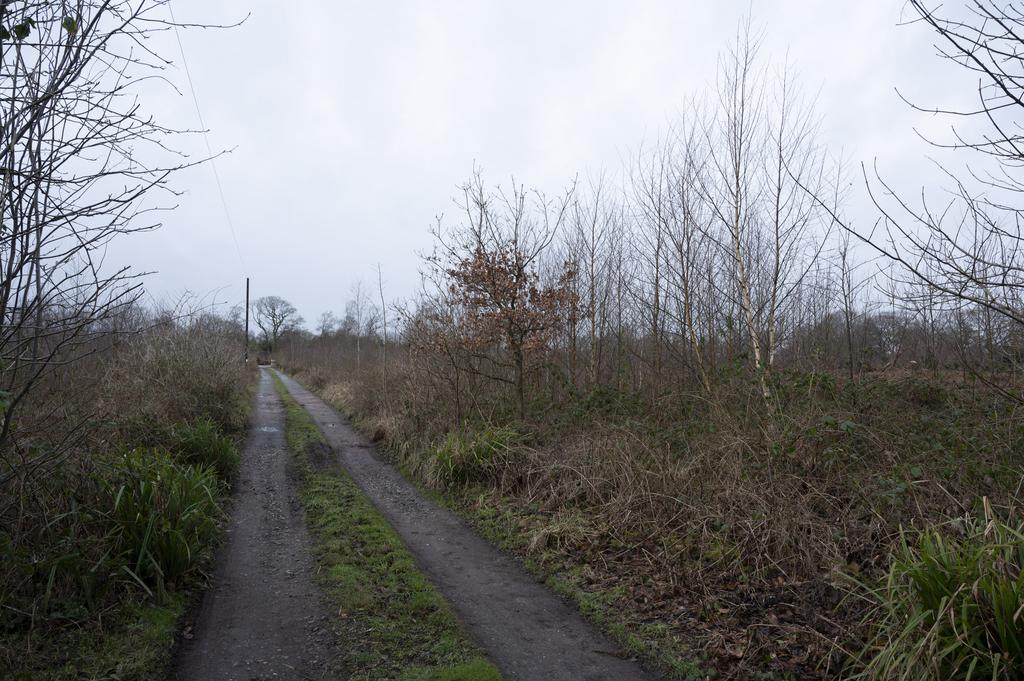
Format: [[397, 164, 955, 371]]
[[281, 350, 1023, 679], [1, 314, 253, 677], [102, 316, 252, 438], [274, 333, 1024, 675]]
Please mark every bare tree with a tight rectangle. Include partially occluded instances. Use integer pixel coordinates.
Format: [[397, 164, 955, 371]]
[[346, 279, 373, 370], [698, 21, 772, 400], [665, 117, 716, 394], [761, 61, 830, 370], [0, 2, 212, 470], [631, 139, 671, 400], [564, 174, 620, 388], [253, 296, 302, 352], [871, 1, 1024, 329], [693, 20, 833, 402], [787, 1, 1024, 396], [316, 310, 340, 338], [376, 264, 388, 404]]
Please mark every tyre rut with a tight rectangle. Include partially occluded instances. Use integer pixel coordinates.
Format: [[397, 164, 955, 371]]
[[168, 368, 344, 681], [274, 369, 662, 681]]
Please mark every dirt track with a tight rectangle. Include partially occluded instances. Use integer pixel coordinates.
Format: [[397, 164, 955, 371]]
[[168, 367, 661, 680], [274, 370, 661, 681], [168, 369, 343, 681]]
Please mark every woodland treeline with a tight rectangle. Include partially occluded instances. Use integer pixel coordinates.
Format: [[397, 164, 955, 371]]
[[289, 14, 1023, 418]]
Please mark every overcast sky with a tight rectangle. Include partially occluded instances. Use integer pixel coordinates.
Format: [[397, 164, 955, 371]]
[[117, 1, 978, 327]]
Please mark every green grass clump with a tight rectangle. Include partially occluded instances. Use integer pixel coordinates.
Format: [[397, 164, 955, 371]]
[[107, 449, 222, 599], [6, 594, 186, 681], [3, 447, 224, 678], [857, 499, 1024, 680], [169, 417, 240, 481], [271, 372, 501, 681], [433, 425, 520, 487]]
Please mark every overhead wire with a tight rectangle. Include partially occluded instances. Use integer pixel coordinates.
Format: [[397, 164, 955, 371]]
[[167, 1, 248, 275]]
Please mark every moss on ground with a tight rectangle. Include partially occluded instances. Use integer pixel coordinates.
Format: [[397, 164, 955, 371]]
[[6, 593, 186, 681], [272, 372, 501, 681]]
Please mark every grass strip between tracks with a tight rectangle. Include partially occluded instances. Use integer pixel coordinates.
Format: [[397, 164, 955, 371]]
[[272, 372, 501, 681]]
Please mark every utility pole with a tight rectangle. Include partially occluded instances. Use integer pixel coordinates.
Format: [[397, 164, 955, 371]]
[[244, 277, 250, 364], [377, 264, 387, 405]]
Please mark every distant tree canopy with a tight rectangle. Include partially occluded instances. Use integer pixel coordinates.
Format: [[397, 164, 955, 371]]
[[253, 296, 302, 351]]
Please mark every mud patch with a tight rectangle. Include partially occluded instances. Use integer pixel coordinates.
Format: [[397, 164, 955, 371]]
[[305, 438, 335, 471]]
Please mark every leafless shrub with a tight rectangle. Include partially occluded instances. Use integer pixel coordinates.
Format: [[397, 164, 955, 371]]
[[102, 310, 250, 438]]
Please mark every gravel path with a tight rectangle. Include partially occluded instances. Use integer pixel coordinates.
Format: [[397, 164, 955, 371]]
[[168, 368, 343, 681], [275, 370, 661, 681]]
